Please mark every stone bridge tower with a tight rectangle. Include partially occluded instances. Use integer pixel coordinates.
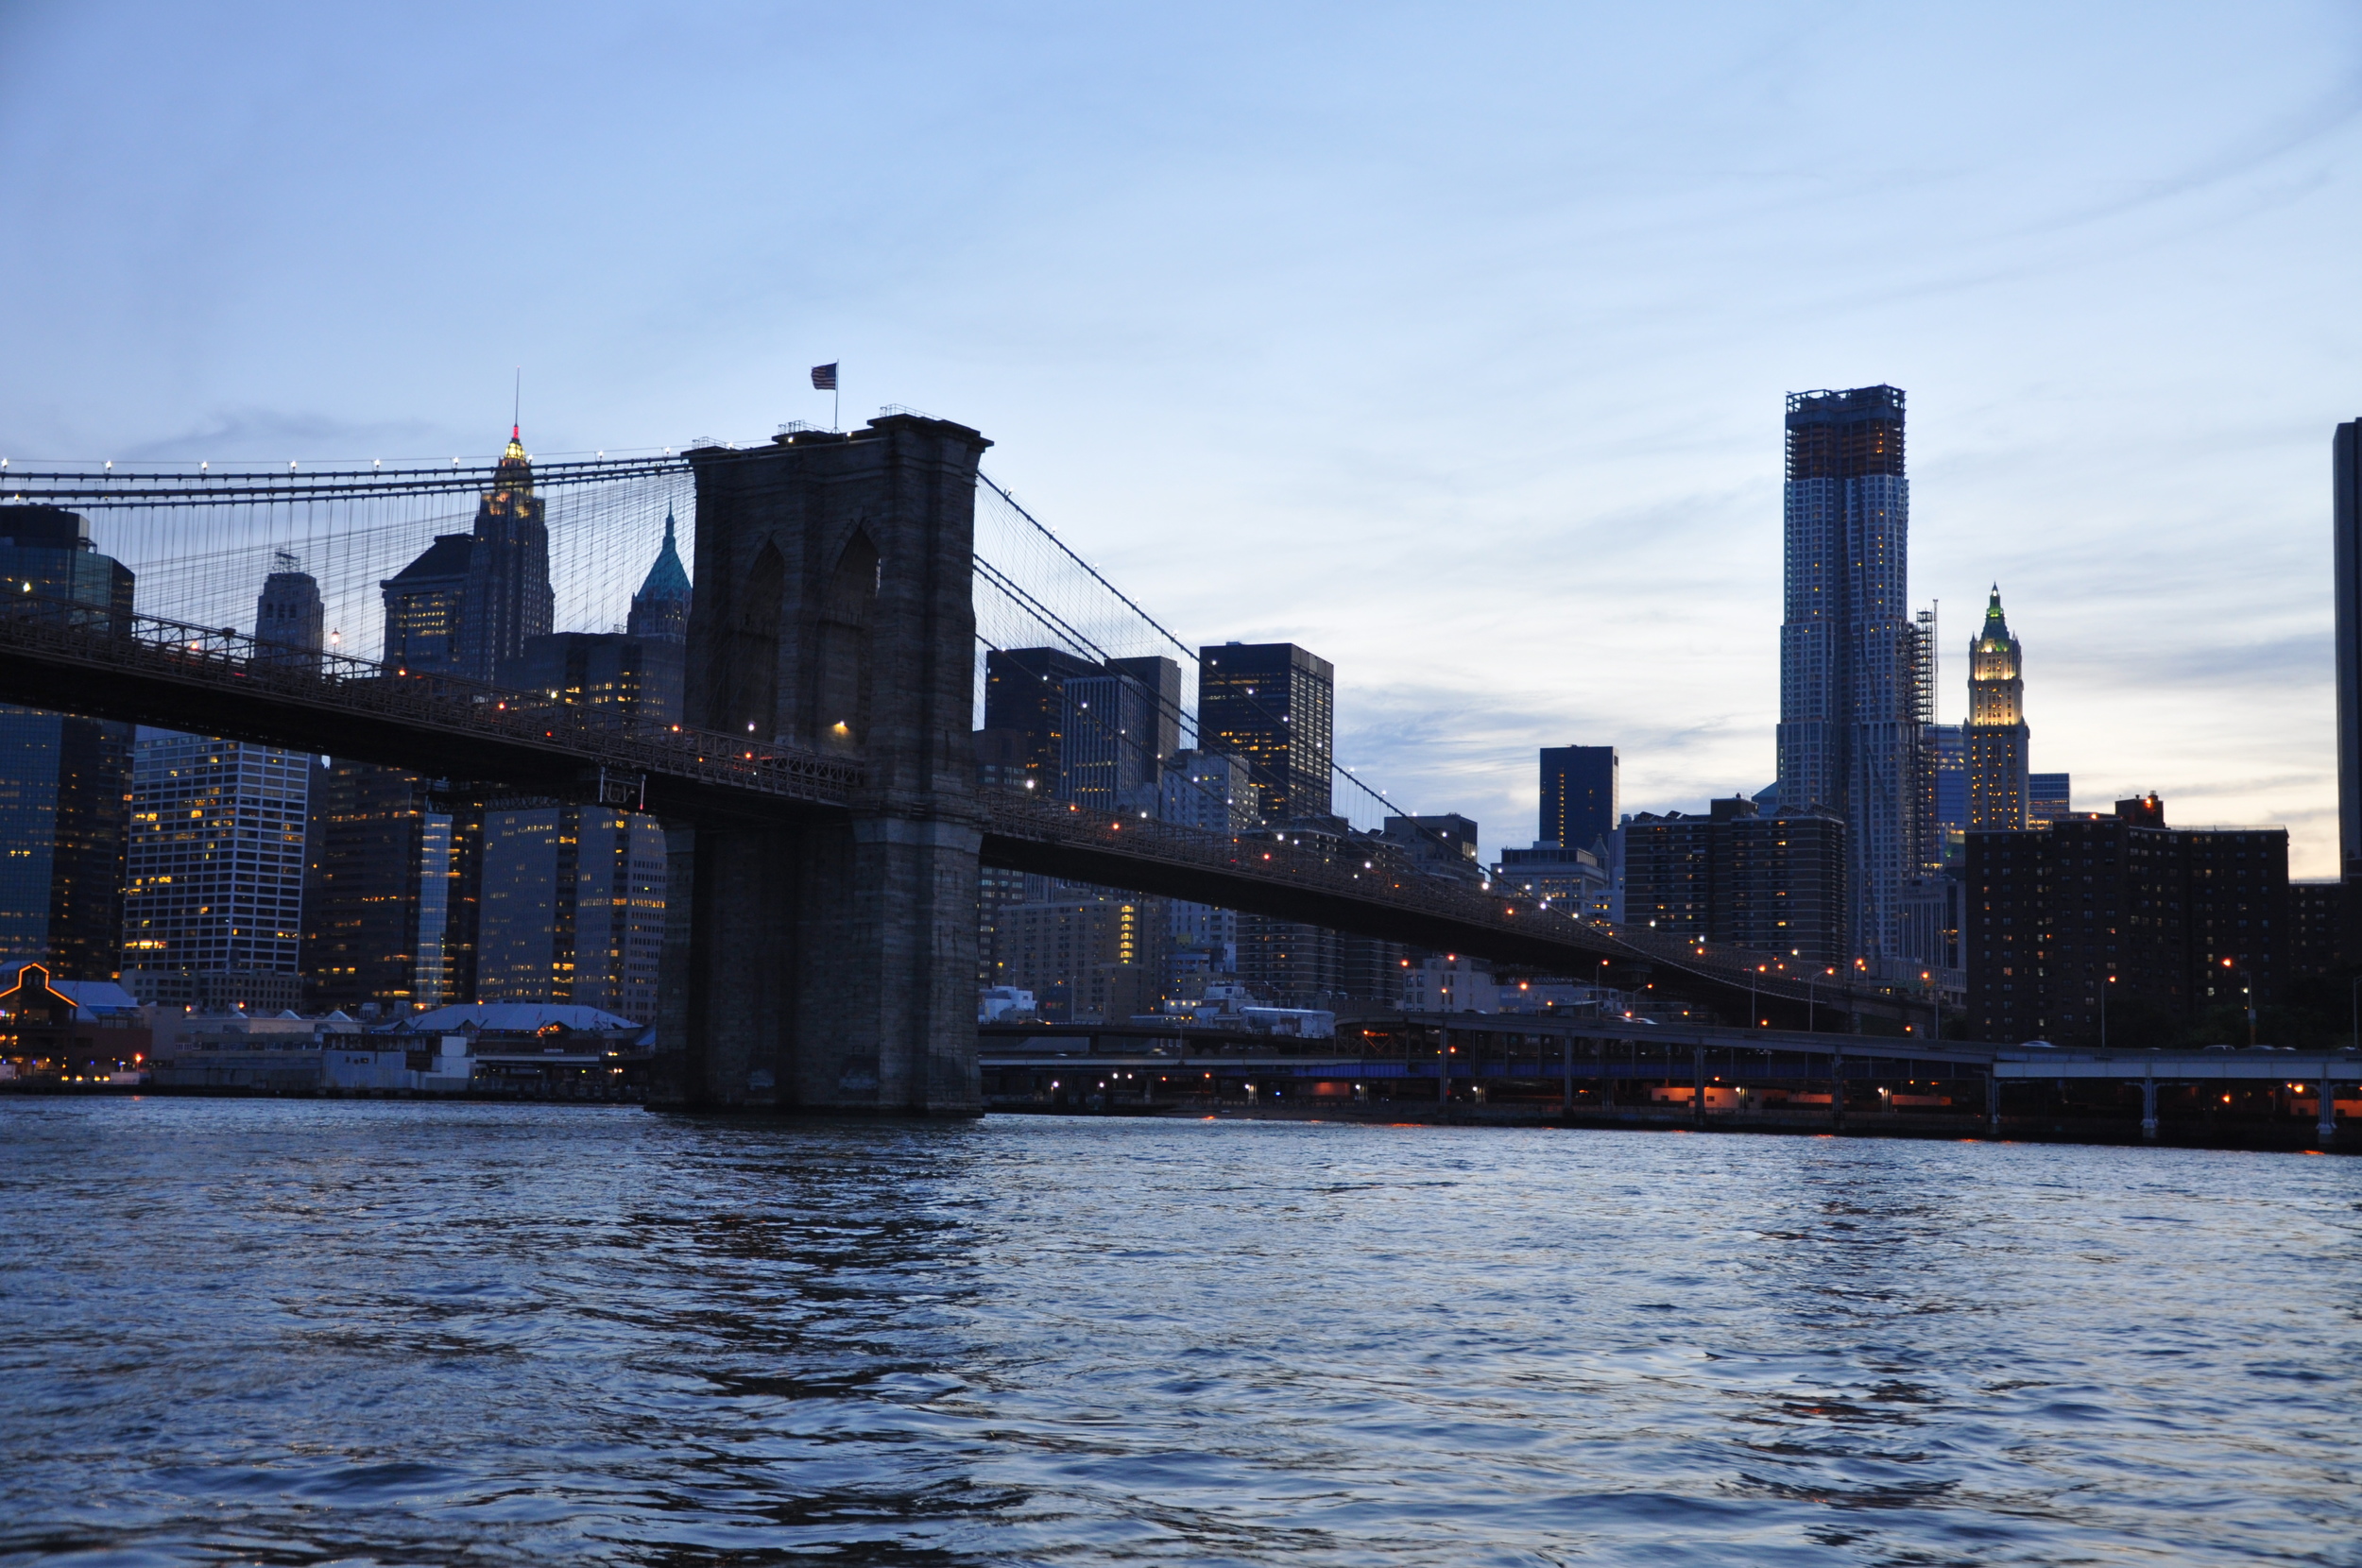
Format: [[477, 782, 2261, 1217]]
[[665, 413, 988, 1114]]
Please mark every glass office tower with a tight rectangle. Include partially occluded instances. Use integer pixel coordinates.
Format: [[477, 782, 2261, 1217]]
[[1197, 641, 1334, 823], [0, 505, 134, 980], [1539, 745, 1617, 849]]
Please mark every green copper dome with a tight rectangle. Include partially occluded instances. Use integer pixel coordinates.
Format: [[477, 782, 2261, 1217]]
[[1978, 584, 2012, 646], [635, 512, 692, 603]]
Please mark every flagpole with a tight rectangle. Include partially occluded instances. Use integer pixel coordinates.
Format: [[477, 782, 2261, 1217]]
[[811, 361, 841, 431]]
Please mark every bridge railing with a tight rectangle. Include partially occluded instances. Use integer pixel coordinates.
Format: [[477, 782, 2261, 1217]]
[[0, 590, 863, 806], [979, 787, 1917, 1012]]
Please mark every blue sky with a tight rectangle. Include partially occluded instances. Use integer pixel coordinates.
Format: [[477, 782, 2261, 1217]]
[[5, 2, 2358, 871]]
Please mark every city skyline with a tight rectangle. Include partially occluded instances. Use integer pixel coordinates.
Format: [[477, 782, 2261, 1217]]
[[7, 17, 2358, 1566], [2, 7, 2357, 872]]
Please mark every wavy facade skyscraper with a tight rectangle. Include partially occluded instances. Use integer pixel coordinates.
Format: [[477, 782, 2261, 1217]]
[[1776, 385, 1915, 963], [2336, 418, 2362, 888]]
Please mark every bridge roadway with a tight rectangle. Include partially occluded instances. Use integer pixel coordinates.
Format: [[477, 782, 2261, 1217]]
[[0, 592, 1923, 1021]]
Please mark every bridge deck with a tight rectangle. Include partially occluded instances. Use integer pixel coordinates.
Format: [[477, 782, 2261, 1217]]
[[0, 596, 861, 819], [0, 594, 1923, 1015]]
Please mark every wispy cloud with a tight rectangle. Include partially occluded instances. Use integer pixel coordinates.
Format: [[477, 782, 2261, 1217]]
[[113, 410, 442, 466]]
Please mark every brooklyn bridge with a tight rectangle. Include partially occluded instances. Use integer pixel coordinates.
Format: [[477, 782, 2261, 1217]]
[[0, 411, 1933, 1112]]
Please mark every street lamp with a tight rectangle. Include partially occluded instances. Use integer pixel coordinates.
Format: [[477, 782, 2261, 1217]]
[[2100, 973, 2114, 1050], [2222, 957, 2256, 1048]]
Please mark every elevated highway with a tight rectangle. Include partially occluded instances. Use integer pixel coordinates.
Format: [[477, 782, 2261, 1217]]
[[981, 1018, 2362, 1143]]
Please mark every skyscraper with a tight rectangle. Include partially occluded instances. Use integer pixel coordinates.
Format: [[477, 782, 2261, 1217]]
[[301, 763, 476, 1014], [381, 535, 473, 672], [1105, 655, 1182, 767], [121, 556, 325, 1008], [378, 428, 556, 682], [626, 511, 693, 641], [1966, 588, 2030, 831], [505, 633, 682, 727], [313, 433, 564, 1015], [974, 729, 1032, 986], [1382, 813, 1482, 882], [1058, 670, 1157, 810], [0, 505, 134, 980], [1903, 713, 1969, 975], [1908, 605, 1941, 872], [1777, 385, 1913, 963], [1155, 749, 1257, 984], [120, 735, 310, 1012], [1197, 641, 1334, 823], [342, 528, 472, 1017], [254, 554, 324, 669], [1922, 724, 1966, 861], [475, 805, 666, 1023], [2028, 773, 2071, 829], [475, 517, 685, 1017], [2335, 418, 2362, 885], [1234, 818, 1345, 1006], [457, 427, 555, 683], [1539, 745, 1617, 850], [505, 515, 693, 725], [346, 537, 471, 1013], [984, 646, 1100, 788]]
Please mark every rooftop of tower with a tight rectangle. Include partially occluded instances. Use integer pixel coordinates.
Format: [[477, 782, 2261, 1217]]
[[491, 423, 534, 495], [384, 533, 474, 586], [634, 512, 692, 603], [1785, 384, 1906, 419], [1975, 586, 2015, 649], [1785, 385, 1906, 478]]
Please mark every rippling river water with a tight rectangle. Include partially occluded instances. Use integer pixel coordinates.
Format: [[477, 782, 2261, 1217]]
[[2, 1100, 2356, 1565]]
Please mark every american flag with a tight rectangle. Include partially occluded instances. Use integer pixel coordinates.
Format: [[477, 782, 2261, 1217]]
[[810, 363, 838, 390]]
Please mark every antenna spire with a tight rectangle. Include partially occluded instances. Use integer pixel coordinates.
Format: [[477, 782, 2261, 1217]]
[[512, 366, 521, 442]]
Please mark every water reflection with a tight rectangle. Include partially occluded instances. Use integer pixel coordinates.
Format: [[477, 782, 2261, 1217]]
[[0, 1102, 2355, 1564]]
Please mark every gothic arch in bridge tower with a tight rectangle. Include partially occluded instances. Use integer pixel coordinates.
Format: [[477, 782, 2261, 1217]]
[[813, 525, 878, 749], [713, 537, 786, 740]]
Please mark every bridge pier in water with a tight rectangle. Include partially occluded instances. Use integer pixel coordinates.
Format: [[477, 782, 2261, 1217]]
[[662, 415, 991, 1116]]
